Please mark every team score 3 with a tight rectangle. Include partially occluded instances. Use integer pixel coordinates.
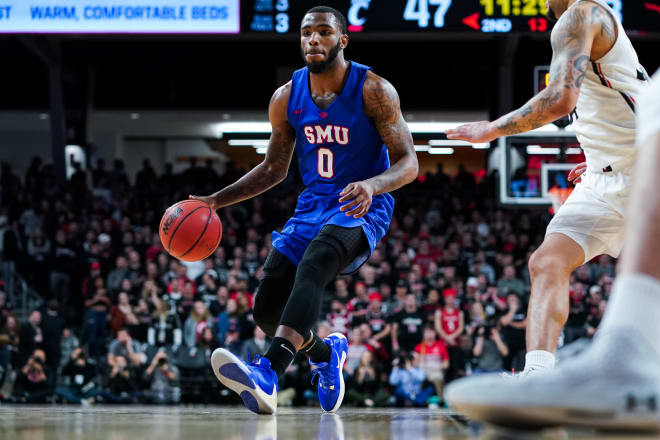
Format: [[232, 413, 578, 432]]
[[317, 148, 334, 178]]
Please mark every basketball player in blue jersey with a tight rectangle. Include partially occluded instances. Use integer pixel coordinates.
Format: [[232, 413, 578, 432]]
[[190, 6, 418, 414]]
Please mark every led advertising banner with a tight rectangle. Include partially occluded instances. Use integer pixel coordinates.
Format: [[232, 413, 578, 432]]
[[0, 0, 240, 33]]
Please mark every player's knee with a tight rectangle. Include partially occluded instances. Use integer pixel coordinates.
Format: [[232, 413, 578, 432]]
[[252, 288, 279, 337], [528, 248, 570, 279], [299, 240, 341, 275], [253, 307, 278, 337]]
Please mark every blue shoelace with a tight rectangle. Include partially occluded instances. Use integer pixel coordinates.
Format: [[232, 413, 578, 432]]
[[310, 361, 334, 389], [247, 354, 272, 374]]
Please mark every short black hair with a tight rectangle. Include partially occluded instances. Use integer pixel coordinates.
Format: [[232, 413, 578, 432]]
[[304, 6, 348, 34]]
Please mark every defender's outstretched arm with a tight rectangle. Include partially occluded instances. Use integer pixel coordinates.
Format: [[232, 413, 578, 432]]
[[446, 2, 605, 143]]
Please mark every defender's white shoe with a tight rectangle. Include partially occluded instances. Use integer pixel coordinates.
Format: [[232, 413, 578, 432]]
[[446, 327, 660, 431], [499, 367, 545, 379]]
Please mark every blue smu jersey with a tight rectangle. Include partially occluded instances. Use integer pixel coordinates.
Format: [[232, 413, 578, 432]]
[[286, 61, 390, 195]]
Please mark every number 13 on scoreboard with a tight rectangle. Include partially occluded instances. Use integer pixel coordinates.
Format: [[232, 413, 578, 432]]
[[403, 0, 453, 28]]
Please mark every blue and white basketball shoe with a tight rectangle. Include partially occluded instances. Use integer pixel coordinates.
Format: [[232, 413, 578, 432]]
[[310, 332, 348, 413], [211, 348, 278, 414]]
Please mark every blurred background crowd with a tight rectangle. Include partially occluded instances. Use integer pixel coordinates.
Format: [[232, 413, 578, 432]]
[[0, 156, 614, 407]]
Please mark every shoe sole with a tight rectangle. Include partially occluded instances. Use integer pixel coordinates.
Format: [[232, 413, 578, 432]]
[[211, 348, 277, 415], [324, 332, 347, 413], [453, 402, 660, 432]]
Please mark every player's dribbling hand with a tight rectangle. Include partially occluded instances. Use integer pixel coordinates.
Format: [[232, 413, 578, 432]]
[[188, 194, 220, 211], [568, 162, 587, 184], [339, 181, 374, 218], [445, 121, 498, 143]]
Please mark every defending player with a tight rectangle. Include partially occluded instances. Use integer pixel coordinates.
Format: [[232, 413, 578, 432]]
[[191, 6, 418, 414], [446, 0, 648, 376], [447, 69, 660, 430]]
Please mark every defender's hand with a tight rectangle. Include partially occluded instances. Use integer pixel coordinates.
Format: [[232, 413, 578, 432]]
[[339, 181, 374, 219], [568, 162, 587, 184], [445, 121, 498, 143], [189, 194, 220, 211]]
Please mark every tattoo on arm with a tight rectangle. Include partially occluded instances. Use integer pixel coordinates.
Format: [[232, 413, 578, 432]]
[[572, 55, 590, 88], [211, 86, 296, 207], [362, 73, 418, 195], [493, 4, 596, 136], [590, 3, 616, 45]]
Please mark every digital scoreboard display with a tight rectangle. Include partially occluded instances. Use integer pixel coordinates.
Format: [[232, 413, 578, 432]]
[[0, 0, 656, 34], [243, 0, 660, 34]]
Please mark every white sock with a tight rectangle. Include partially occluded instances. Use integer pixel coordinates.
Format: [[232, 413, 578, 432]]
[[599, 272, 660, 360], [524, 350, 555, 372]]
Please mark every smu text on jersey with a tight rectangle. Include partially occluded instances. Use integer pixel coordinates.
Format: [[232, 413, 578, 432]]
[[303, 125, 350, 145]]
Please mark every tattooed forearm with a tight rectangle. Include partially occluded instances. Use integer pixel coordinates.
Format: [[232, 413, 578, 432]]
[[211, 130, 295, 207], [493, 3, 597, 136], [362, 73, 418, 195], [495, 85, 565, 135], [209, 84, 295, 208], [497, 115, 521, 136]]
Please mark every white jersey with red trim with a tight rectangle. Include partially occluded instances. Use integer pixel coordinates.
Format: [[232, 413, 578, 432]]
[[570, 0, 649, 171], [637, 69, 660, 147]]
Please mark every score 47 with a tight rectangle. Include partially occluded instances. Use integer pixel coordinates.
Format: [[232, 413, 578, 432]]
[[404, 0, 453, 28]]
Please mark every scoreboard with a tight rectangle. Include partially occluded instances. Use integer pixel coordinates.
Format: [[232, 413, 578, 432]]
[[0, 0, 657, 34], [243, 0, 660, 34]]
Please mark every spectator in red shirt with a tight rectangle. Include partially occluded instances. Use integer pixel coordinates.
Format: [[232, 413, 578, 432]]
[[145, 233, 164, 262], [435, 288, 464, 348], [228, 279, 253, 309], [167, 264, 195, 295], [413, 240, 441, 276], [414, 325, 449, 400], [81, 262, 102, 299]]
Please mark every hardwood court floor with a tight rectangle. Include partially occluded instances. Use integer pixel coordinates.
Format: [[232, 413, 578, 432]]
[[0, 405, 656, 440]]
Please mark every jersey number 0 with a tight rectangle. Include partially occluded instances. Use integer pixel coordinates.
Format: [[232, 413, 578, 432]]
[[317, 148, 334, 178]]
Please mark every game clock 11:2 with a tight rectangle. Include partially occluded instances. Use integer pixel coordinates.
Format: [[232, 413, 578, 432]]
[[480, 0, 549, 32], [480, 0, 548, 17]]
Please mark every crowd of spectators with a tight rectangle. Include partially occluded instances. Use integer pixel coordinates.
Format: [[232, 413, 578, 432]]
[[0, 157, 616, 407]]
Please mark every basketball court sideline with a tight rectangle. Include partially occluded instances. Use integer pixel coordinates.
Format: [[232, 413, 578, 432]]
[[0, 405, 655, 440]]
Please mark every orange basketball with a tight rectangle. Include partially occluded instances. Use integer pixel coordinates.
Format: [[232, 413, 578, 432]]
[[159, 200, 222, 262]]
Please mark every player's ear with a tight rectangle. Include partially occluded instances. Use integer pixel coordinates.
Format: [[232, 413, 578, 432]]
[[340, 34, 349, 50]]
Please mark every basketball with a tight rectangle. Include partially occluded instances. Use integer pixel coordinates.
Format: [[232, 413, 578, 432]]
[[159, 200, 222, 262]]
